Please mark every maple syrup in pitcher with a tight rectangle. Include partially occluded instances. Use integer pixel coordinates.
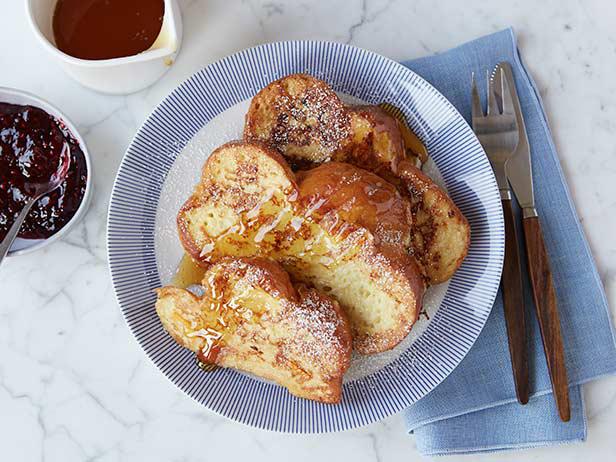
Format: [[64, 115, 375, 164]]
[[53, 0, 165, 60]]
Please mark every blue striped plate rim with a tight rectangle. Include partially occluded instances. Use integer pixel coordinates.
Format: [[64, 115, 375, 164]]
[[107, 41, 504, 433]]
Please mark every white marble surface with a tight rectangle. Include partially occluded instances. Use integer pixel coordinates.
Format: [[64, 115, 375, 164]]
[[1, 0, 615, 460]]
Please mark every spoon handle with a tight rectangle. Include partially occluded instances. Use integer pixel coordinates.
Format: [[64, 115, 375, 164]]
[[0, 197, 37, 264]]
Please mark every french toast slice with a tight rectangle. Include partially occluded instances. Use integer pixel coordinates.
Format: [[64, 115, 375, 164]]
[[295, 161, 412, 253], [156, 257, 352, 403], [243, 75, 424, 169], [177, 141, 298, 261], [336, 105, 408, 180], [243, 74, 470, 285], [177, 141, 424, 354], [397, 161, 470, 284], [244, 73, 351, 164], [331, 106, 470, 282], [377, 102, 429, 167]]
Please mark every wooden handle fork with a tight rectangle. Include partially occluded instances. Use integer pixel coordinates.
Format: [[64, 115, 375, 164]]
[[501, 198, 529, 405]]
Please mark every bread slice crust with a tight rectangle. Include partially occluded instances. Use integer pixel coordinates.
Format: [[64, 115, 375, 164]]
[[244, 73, 351, 164], [242, 74, 470, 284], [156, 257, 352, 403], [396, 161, 470, 284], [177, 141, 424, 354]]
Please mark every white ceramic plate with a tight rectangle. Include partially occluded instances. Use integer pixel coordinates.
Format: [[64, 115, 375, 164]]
[[108, 41, 504, 432]]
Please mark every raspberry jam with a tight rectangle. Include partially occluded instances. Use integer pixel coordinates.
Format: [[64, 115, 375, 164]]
[[0, 103, 87, 241]]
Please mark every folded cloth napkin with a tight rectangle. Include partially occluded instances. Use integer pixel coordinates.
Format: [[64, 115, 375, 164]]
[[400, 28, 616, 456]]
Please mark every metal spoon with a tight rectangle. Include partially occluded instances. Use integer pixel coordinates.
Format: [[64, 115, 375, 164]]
[[0, 143, 72, 264]]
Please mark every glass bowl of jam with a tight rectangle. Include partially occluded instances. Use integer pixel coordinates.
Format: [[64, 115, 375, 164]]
[[0, 87, 92, 256]]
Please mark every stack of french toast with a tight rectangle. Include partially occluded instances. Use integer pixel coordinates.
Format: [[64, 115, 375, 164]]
[[155, 74, 470, 403]]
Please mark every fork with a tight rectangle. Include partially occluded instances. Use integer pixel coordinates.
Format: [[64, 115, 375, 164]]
[[472, 68, 529, 404]]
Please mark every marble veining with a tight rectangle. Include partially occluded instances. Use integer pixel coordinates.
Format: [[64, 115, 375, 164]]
[[1, 0, 615, 460]]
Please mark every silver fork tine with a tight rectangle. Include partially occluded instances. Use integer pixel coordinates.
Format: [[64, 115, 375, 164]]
[[499, 67, 515, 115], [487, 69, 501, 115], [471, 72, 483, 118]]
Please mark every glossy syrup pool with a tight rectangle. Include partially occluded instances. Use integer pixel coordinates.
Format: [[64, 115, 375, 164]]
[[172, 253, 208, 288], [155, 95, 449, 383]]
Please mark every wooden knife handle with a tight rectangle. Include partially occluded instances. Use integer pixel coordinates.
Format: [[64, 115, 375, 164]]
[[501, 199, 529, 405], [523, 215, 571, 421]]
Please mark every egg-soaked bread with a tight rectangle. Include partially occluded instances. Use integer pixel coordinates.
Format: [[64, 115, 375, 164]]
[[337, 105, 410, 179], [244, 73, 351, 164], [340, 106, 470, 284], [396, 161, 470, 284], [243, 74, 470, 285], [177, 141, 425, 354], [156, 257, 352, 403]]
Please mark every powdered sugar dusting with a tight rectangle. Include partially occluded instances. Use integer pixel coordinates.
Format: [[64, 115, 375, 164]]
[[283, 287, 350, 367], [267, 79, 351, 158], [154, 93, 451, 385]]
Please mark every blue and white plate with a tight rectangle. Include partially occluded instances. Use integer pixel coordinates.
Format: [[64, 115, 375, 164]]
[[107, 42, 504, 433]]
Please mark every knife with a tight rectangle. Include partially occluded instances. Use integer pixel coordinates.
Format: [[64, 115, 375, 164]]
[[497, 62, 571, 422]]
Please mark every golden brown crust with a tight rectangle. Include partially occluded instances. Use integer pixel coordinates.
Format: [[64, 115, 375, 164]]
[[176, 141, 425, 354], [283, 230, 425, 354], [177, 140, 300, 264], [198, 140, 298, 189], [377, 102, 429, 166], [397, 161, 471, 284], [156, 257, 352, 403], [244, 74, 351, 163], [243, 75, 470, 286], [177, 196, 210, 266], [296, 161, 412, 253], [336, 105, 407, 179]]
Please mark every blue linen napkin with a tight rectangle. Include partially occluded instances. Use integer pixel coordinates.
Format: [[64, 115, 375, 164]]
[[400, 28, 616, 456]]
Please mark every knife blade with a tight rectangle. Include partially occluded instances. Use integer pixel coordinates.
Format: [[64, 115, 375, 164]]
[[496, 62, 536, 216]]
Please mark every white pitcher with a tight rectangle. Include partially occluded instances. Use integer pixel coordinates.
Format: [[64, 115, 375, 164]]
[[26, 0, 183, 95]]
